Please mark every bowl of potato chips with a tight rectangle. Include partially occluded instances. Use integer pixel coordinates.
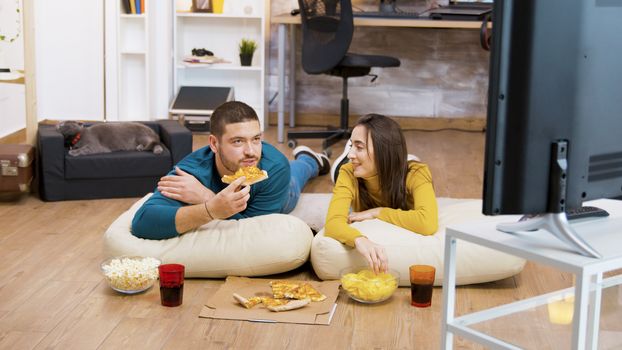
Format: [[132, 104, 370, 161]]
[[340, 267, 399, 303]]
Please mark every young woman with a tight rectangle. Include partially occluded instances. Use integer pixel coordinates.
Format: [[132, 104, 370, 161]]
[[324, 114, 439, 273]]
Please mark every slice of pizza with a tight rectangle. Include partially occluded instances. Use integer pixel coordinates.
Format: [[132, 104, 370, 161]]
[[221, 166, 269, 186], [285, 283, 327, 302], [233, 293, 303, 312], [269, 280, 302, 299], [269, 280, 327, 302]]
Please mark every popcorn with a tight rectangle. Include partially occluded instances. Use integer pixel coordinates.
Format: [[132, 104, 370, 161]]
[[101, 256, 161, 292]]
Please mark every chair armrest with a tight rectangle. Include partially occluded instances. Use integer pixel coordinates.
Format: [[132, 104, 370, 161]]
[[37, 124, 66, 183], [157, 120, 192, 164]]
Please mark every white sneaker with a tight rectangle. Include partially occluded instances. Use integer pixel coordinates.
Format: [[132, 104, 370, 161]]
[[293, 145, 330, 175], [330, 140, 352, 183], [407, 154, 420, 162]]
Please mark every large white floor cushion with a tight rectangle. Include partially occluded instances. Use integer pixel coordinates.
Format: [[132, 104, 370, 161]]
[[104, 195, 313, 277], [311, 199, 527, 286], [289, 193, 333, 232]]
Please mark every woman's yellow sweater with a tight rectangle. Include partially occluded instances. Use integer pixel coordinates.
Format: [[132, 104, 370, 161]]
[[324, 162, 439, 247]]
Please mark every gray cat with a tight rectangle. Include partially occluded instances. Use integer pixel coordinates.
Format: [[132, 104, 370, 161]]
[[57, 121, 164, 157]]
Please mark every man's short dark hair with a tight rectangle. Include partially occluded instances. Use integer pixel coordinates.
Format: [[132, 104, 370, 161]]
[[210, 101, 259, 137]]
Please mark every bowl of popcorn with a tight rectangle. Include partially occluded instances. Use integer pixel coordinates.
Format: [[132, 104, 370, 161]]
[[340, 267, 399, 303], [100, 256, 161, 294]]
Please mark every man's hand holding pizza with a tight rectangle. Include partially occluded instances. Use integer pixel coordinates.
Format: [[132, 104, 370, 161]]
[[205, 176, 251, 219]]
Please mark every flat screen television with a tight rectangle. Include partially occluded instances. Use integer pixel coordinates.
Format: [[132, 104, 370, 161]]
[[482, 0, 622, 258]]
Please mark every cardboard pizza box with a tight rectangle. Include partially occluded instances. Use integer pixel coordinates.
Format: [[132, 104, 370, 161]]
[[199, 276, 341, 325]]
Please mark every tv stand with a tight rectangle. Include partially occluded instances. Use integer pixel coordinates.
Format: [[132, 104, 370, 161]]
[[441, 198, 622, 349], [497, 140, 602, 259], [497, 212, 602, 258]]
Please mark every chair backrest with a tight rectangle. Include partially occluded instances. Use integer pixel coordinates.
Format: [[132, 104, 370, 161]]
[[298, 0, 354, 74]]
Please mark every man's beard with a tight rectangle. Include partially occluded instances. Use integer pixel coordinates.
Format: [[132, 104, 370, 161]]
[[218, 152, 258, 174]]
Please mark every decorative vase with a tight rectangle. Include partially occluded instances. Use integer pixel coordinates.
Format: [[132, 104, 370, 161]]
[[239, 53, 253, 67]]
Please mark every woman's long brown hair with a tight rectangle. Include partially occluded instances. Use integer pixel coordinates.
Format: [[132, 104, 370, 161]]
[[355, 114, 410, 211]]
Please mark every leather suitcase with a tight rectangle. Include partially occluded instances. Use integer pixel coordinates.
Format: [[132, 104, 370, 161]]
[[0, 144, 35, 193]]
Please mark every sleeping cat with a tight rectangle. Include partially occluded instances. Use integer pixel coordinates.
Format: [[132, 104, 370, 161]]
[[57, 121, 164, 157]]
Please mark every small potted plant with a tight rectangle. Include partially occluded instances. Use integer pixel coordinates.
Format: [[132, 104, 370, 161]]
[[238, 38, 257, 67]]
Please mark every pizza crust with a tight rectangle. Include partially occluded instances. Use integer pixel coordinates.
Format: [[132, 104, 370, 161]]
[[233, 293, 263, 309], [266, 298, 310, 312]]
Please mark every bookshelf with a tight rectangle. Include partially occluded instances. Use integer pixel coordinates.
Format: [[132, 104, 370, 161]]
[[106, 0, 150, 121], [105, 0, 172, 121], [172, 0, 270, 129]]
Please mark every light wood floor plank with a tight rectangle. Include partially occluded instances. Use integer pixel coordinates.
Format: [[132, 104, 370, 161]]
[[0, 330, 46, 350], [0, 280, 98, 333], [98, 317, 178, 350], [33, 294, 133, 350]]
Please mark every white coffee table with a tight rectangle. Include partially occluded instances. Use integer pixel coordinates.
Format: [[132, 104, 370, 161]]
[[441, 199, 622, 350]]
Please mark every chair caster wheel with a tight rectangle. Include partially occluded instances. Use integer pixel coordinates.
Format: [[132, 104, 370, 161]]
[[287, 139, 297, 148]]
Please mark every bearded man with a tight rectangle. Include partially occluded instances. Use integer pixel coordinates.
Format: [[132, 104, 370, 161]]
[[131, 101, 330, 239]]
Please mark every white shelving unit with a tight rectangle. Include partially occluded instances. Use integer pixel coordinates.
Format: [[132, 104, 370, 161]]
[[172, 0, 269, 129], [105, 0, 172, 121], [119, 12, 149, 121], [106, 1, 149, 121]]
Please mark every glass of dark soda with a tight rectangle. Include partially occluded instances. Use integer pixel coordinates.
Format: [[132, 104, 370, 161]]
[[158, 264, 185, 307], [409, 265, 435, 308]]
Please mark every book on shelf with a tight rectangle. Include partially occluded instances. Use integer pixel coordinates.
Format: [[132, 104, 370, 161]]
[[122, 0, 131, 14], [124, 0, 145, 15]]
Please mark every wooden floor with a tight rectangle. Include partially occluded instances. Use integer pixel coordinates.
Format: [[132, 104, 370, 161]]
[[0, 126, 590, 349]]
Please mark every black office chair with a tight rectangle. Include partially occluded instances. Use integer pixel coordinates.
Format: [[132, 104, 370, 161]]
[[287, 0, 400, 153]]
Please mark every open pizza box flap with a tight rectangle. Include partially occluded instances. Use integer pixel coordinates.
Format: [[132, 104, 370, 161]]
[[199, 276, 341, 325]]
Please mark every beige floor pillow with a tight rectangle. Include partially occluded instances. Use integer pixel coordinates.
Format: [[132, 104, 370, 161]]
[[104, 194, 313, 277], [311, 199, 527, 286]]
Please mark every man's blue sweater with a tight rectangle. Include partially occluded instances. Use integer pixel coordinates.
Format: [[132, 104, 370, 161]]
[[131, 142, 290, 239]]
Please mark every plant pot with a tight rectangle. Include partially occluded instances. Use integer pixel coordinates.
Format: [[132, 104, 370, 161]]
[[239, 53, 253, 67]]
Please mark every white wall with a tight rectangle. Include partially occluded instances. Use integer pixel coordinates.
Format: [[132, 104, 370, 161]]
[[0, 0, 24, 70], [0, 0, 25, 138], [34, 0, 104, 121], [0, 83, 25, 136]]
